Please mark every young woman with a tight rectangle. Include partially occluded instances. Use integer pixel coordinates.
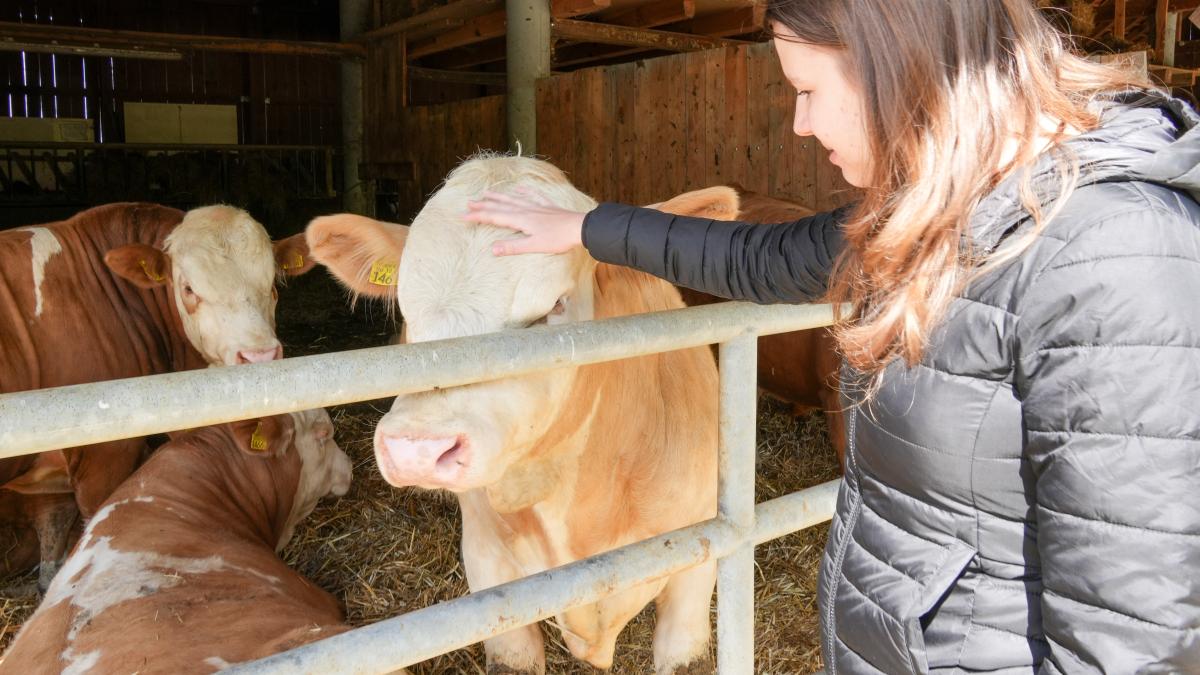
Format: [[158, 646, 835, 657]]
[[466, 1, 1200, 671]]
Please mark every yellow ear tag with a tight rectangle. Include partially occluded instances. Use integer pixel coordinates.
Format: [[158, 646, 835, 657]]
[[281, 252, 305, 270], [249, 422, 269, 452], [368, 260, 397, 286], [139, 259, 166, 283]]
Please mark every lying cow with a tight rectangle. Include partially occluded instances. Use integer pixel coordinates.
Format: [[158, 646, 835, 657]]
[[0, 408, 353, 674], [0, 202, 313, 591], [306, 156, 733, 674], [659, 186, 846, 464]]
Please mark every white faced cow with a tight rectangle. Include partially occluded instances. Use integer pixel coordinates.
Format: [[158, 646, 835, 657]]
[[307, 156, 741, 674], [0, 202, 313, 592]]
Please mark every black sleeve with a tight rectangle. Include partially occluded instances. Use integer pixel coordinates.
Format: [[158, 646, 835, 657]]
[[580, 202, 850, 304]]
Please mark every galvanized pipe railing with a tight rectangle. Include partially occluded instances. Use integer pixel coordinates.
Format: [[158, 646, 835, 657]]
[[227, 480, 841, 675], [0, 301, 836, 455]]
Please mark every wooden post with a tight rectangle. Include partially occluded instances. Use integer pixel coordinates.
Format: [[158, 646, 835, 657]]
[[1114, 0, 1126, 41], [506, 0, 551, 153], [1164, 11, 1179, 66], [341, 0, 375, 215]]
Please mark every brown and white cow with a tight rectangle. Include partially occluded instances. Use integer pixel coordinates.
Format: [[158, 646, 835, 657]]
[[306, 156, 728, 674], [658, 186, 846, 464], [0, 202, 314, 591], [0, 408, 354, 674]]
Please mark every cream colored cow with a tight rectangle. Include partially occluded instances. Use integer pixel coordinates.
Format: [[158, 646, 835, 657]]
[[308, 156, 740, 674]]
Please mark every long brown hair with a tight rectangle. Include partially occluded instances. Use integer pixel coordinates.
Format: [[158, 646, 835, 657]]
[[766, 0, 1153, 382]]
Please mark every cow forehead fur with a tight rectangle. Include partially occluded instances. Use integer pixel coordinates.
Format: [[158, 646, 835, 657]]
[[165, 205, 276, 296], [398, 155, 596, 341]]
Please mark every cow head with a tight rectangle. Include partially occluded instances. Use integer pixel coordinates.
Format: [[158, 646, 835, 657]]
[[307, 156, 738, 493], [104, 205, 315, 366], [230, 408, 352, 550]]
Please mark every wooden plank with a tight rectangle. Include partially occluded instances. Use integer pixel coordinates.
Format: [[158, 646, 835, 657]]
[[703, 47, 727, 190], [554, 43, 645, 68], [1157, 0, 1169, 59], [1115, 0, 1127, 40], [612, 61, 638, 203], [744, 43, 770, 195], [682, 49, 707, 191], [424, 39, 507, 69], [648, 56, 675, 202], [551, 18, 743, 51], [536, 75, 567, 165], [408, 65, 505, 85], [570, 69, 592, 195], [724, 45, 749, 192], [360, 0, 501, 42], [0, 20, 363, 58], [630, 59, 656, 204], [604, 0, 695, 29], [551, 0, 613, 19], [586, 66, 613, 200], [765, 42, 794, 199], [663, 53, 688, 199], [675, 4, 765, 38], [408, 10, 506, 59]]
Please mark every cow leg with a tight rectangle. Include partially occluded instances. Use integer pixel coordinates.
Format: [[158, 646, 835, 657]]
[[459, 495, 546, 675], [653, 561, 716, 674], [32, 493, 78, 594]]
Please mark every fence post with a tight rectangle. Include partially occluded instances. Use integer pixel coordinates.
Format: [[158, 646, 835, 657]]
[[716, 331, 757, 674]]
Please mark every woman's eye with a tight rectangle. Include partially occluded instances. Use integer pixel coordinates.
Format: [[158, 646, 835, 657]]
[[796, 90, 811, 98]]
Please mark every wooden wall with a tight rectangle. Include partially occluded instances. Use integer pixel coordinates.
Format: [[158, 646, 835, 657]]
[[537, 41, 854, 211], [0, 0, 341, 146], [368, 41, 857, 219]]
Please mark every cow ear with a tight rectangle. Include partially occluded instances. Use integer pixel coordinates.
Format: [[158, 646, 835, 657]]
[[647, 186, 741, 221], [274, 233, 316, 277], [305, 214, 408, 300], [2, 452, 72, 495], [229, 415, 293, 458], [105, 244, 172, 289]]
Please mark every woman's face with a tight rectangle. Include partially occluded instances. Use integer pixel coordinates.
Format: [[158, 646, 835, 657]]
[[772, 23, 872, 187]]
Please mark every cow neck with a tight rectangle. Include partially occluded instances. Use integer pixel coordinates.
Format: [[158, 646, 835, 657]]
[[87, 205, 207, 373], [146, 426, 301, 551]]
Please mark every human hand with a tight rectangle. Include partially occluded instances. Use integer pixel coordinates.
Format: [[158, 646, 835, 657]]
[[464, 188, 587, 256]]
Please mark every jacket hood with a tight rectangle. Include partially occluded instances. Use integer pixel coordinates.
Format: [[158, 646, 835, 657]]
[[973, 91, 1200, 252]]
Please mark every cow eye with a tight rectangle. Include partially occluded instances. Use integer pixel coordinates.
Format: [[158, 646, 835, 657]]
[[527, 297, 567, 327]]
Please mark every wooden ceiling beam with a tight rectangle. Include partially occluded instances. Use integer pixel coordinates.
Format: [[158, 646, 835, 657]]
[[0, 20, 363, 58], [670, 4, 765, 38], [551, 0, 613, 19], [421, 38, 507, 68], [550, 18, 743, 51], [408, 9, 507, 59], [360, 0, 501, 42], [603, 0, 695, 29]]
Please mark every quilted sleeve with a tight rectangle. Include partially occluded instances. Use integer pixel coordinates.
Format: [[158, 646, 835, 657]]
[[1014, 206, 1200, 673], [581, 201, 849, 304]]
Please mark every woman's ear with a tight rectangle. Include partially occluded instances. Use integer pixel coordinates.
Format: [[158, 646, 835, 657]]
[[305, 214, 409, 299]]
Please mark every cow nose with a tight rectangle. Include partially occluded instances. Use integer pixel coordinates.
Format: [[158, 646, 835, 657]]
[[237, 345, 283, 364], [375, 433, 471, 487]]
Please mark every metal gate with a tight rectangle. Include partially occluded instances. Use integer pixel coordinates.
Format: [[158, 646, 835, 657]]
[[0, 300, 839, 674]]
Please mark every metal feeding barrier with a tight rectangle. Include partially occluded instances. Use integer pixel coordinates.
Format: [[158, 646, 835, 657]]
[[0, 300, 840, 674]]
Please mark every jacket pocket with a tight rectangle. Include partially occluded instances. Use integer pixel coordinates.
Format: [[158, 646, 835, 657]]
[[901, 539, 976, 674]]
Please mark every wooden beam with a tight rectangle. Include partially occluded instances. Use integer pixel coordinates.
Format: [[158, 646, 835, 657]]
[[408, 9, 507, 59], [604, 0, 695, 29], [0, 20, 363, 58], [1115, 0, 1126, 39], [1157, 0, 1169, 58], [553, 42, 645, 67], [673, 4, 765, 38], [550, 0, 613, 19], [405, 18, 467, 42], [423, 38, 507, 68], [409, 65, 505, 85], [550, 18, 742, 51], [360, 0, 501, 42], [0, 40, 183, 60]]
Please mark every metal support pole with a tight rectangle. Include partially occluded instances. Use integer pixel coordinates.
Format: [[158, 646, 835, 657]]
[[716, 332, 757, 674], [505, 0, 551, 153], [340, 0, 375, 215]]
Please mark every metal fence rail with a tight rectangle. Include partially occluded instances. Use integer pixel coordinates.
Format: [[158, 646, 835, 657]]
[[0, 301, 840, 673]]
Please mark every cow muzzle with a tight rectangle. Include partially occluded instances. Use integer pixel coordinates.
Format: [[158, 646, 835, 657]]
[[374, 432, 472, 488], [235, 344, 284, 364]]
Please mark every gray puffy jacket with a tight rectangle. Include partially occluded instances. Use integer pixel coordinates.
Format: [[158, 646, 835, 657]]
[[582, 93, 1200, 673]]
